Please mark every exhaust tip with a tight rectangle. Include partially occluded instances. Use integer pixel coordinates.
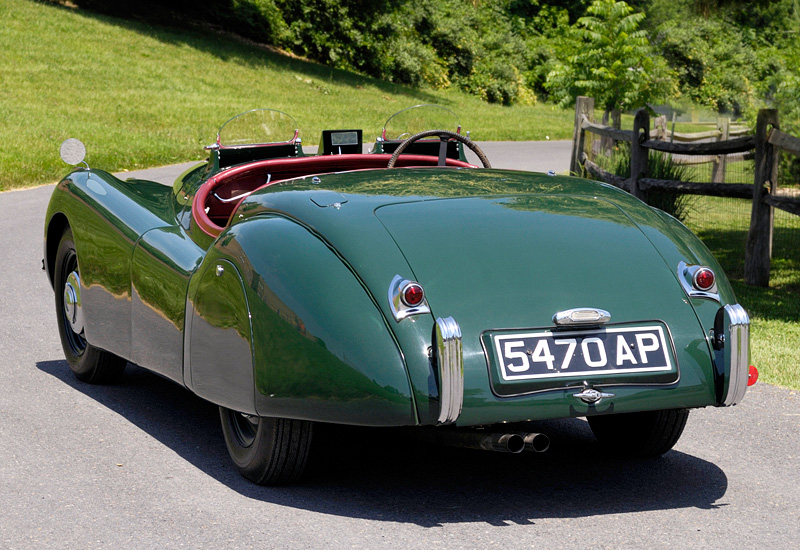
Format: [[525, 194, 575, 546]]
[[520, 432, 550, 453], [499, 433, 525, 454]]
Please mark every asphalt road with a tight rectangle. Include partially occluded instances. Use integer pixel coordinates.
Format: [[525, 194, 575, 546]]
[[2, 144, 799, 549]]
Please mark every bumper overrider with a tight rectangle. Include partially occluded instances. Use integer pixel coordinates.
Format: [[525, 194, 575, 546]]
[[434, 316, 463, 425], [714, 303, 753, 406]]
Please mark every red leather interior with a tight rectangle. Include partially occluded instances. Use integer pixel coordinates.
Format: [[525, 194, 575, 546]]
[[192, 153, 476, 237]]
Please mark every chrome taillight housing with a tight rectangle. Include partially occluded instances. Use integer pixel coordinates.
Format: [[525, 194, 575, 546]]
[[678, 261, 719, 301], [389, 275, 430, 321]]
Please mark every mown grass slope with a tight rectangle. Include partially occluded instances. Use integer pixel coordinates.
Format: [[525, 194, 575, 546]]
[[0, 0, 573, 190]]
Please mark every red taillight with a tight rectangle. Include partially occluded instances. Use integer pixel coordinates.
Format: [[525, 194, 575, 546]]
[[748, 365, 759, 386], [693, 267, 715, 291], [401, 283, 424, 307]]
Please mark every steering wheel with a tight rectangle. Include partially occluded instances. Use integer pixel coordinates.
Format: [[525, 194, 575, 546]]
[[387, 130, 491, 169]]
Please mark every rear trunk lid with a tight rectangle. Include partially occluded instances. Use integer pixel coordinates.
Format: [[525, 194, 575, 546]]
[[375, 194, 703, 398]]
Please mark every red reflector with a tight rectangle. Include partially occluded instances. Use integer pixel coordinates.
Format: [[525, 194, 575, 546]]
[[748, 365, 759, 386], [402, 283, 424, 307], [694, 268, 715, 291]]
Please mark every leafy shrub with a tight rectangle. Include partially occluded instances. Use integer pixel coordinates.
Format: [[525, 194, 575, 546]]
[[544, 0, 676, 113], [653, 17, 757, 117], [597, 142, 694, 221]]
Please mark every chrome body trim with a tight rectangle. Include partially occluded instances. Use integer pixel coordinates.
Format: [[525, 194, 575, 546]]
[[435, 316, 463, 425], [553, 307, 611, 326], [720, 304, 750, 406], [388, 274, 431, 321], [678, 261, 720, 301]]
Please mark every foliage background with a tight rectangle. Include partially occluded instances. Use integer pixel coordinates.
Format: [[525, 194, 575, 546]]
[[65, 1, 799, 116]]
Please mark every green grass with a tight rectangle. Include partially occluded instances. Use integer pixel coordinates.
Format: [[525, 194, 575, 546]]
[[684, 197, 800, 389], [0, 0, 573, 191]]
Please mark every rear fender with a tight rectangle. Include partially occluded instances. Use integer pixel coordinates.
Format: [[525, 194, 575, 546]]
[[187, 215, 417, 426]]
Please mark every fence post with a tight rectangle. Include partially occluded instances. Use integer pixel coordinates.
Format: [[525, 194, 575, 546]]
[[570, 96, 594, 176], [630, 108, 650, 200], [745, 109, 779, 287], [711, 117, 729, 183], [654, 115, 667, 141]]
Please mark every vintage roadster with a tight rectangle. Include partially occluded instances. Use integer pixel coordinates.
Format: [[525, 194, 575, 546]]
[[45, 105, 756, 484]]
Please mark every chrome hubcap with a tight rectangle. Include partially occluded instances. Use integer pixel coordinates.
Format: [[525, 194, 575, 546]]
[[63, 270, 84, 334], [231, 413, 259, 448]]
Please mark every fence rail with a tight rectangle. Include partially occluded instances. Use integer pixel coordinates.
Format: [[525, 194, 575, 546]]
[[570, 96, 800, 287], [768, 128, 800, 157]]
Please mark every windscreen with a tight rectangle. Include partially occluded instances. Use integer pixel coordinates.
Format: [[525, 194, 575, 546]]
[[382, 104, 460, 140], [218, 109, 298, 147]]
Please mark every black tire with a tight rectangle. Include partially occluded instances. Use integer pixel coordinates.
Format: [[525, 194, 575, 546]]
[[587, 409, 689, 458], [219, 408, 314, 485], [54, 227, 126, 384]]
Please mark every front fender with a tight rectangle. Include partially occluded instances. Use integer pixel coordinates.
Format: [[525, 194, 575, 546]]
[[190, 215, 417, 426]]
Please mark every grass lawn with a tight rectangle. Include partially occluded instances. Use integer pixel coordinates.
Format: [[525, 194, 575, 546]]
[[0, 0, 573, 191], [684, 197, 800, 389]]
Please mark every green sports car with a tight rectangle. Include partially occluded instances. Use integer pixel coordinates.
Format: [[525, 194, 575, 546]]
[[44, 105, 756, 485]]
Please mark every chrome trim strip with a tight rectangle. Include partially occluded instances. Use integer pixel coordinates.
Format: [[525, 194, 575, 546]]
[[553, 307, 611, 326], [435, 316, 463, 425], [677, 261, 720, 302], [388, 274, 431, 322], [722, 304, 750, 406]]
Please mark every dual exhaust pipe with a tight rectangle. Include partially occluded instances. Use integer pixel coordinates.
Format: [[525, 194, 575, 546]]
[[418, 428, 550, 454]]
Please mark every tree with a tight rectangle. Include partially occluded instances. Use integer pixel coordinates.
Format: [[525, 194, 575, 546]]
[[545, 0, 675, 120]]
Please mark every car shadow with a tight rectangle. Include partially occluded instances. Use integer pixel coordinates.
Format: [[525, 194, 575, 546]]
[[38, 359, 729, 527]]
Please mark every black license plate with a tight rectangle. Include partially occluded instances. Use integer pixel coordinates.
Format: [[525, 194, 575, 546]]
[[492, 325, 673, 381]]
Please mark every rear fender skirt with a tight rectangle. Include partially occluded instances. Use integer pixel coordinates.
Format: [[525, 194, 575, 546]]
[[185, 258, 256, 414], [713, 304, 751, 406]]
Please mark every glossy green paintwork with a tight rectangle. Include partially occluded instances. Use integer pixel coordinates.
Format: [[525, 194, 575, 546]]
[[207, 217, 417, 425], [46, 158, 742, 429], [46, 170, 178, 360], [227, 168, 733, 424], [186, 258, 256, 414]]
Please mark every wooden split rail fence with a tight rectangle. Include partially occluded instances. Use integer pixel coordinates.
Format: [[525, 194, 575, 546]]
[[569, 96, 800, 287]]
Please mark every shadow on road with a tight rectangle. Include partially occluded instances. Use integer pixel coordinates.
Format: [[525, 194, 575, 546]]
[[38, 359, 728, 527]]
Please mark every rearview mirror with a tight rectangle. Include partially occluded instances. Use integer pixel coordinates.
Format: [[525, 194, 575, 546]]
[[60, 138, 88, 167]]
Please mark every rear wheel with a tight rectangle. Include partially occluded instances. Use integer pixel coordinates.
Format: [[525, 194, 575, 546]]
[[219, 408, 314, 485], [54, 227, 126, 383], [587, 409, 689, 458]]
